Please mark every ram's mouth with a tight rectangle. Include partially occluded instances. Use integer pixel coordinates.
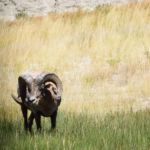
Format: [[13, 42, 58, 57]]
[[32, 99, 39, 105]]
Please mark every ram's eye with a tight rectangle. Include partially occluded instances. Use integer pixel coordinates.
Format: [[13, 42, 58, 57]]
[[36, 95, 41, 99], [27, 87, 31, 93], [53, 88, 57, 94], [39, 84, 44, 91]]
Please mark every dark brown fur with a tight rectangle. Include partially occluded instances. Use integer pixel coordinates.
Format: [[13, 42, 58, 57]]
[[12, 72, 63, 133]]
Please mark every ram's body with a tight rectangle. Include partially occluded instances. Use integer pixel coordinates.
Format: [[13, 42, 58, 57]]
[[12, 72, 63, 132]]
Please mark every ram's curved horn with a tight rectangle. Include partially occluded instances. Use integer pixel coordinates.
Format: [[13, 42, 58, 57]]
[[11, 94, 22, 105], [18, 74, 33, 100], [40, 73, 63, 97], [45, 82, 58, 99]]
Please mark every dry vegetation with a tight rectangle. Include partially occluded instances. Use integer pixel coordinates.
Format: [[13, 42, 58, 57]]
[[0, 1, 150, 149]]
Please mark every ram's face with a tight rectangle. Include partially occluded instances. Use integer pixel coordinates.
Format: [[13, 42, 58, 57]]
[[25, 81, 61, 108], [12, 73, 63, 112], [25, 81, 42, 106]]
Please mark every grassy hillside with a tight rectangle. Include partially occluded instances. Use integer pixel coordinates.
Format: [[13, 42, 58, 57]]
[[0, 1, 150, 149]]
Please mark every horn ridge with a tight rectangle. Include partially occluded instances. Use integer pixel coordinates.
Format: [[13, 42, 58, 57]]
[[41, 73, 63, 95]]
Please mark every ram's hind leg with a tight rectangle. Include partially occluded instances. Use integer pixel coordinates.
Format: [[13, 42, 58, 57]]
[[21, 105, 28, 131]]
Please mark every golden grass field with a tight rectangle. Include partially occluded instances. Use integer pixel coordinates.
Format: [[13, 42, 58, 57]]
[[1, 1, 150, 114], [0, 1, 150, 149]]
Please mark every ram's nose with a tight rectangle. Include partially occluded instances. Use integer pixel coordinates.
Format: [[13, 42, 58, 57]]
[[28, 97, 36, 103]]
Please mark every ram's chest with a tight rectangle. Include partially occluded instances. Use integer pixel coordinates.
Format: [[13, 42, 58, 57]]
[[25, 97, 58, 116], [36, 99, 57, 116]]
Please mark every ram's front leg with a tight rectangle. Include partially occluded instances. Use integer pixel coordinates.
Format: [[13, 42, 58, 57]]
[[21, 105, 28, 131], [34, 112, 41, 132], [50, 110, 57, 130], [28, 112, 34, 133]]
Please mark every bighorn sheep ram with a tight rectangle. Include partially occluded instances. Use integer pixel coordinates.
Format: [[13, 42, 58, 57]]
[[11, 72, 63, 132]]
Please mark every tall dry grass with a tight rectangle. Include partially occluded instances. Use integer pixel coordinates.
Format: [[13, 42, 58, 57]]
[[1, 2, 150, 149], [0, 1, 150, 117]]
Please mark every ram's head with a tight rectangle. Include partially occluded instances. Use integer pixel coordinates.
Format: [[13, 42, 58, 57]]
[[12, 73, 63, 111]]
